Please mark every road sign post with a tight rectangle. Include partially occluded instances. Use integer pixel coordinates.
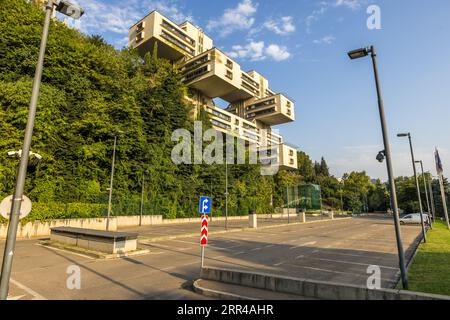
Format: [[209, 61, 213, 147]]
[[200, 214, 208, 269], [199, 196, 211, 215], [199, 197, 211, 270]]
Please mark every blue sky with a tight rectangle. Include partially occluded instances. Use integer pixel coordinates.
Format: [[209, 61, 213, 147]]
[[63, 0, 450, 180]]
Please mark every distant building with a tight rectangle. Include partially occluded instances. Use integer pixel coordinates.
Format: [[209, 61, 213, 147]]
[[129, 11, 298, 170]]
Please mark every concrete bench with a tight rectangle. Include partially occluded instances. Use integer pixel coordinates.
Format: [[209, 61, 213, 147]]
[[50, 227, 138, 254]]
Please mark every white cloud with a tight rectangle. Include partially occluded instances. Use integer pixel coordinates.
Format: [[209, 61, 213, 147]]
[[313, 35, 336, 44], [207, 0, 258, 37], [335, 0, 364, 10], [65, 0, 195, 48], [265, 44, 291, 61], [227, 41, 291, 62], [227, 41, 266, 61], [264, 16, 295, 35], [305, 2, 328, 33]]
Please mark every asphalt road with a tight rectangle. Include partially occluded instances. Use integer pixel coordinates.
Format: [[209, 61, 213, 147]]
[[0, 216, 421, 300]]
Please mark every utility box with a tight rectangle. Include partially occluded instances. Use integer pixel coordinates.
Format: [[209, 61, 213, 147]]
[[249, 209, 257, 229]]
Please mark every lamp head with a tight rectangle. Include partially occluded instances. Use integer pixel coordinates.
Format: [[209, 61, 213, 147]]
[[55, 0, 85, 19], [347, 47, 372, 60], [397, 133, 409, 138]]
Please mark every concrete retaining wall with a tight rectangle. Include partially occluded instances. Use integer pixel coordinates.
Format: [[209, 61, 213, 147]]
[[0, 217, 118, 239], [0, 215, 251, 239], [115, 215, 163, 227], [200, 267, 450, 300], [0, 212, 308, 239]]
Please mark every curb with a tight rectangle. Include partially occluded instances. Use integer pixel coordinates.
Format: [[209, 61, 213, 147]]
[[193, 279, 257, 300], [200, 266, 450, 300], [139, 217, 351, 243], [39, 240, 150, 260]]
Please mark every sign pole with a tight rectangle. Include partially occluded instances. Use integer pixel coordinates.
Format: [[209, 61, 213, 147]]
[[201, 246, 205, 269]]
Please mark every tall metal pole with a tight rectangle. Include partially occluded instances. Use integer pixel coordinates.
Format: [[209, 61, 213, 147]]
[[106, 134, 118, 231], [210, 178, 213, 222], [407, 134, 427, 242], [418, 161, 431, 224], [428, 176, 436, 222], [438, 174, 450, 229], [225, 162, 228, 230], [0, 1, 54, 300], [370, 46, 408, 289], [286, 186, 290, 223], [139, 172, 144, 227]]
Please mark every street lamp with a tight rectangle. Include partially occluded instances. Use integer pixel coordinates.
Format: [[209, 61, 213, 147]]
[[0, 0, 84, 301], [348, 45, 409, 289], [415, 160, 432, 227], [106, 131, 125, 231], [139, 169, 148, 227], [397, 133, 427, 243], [225, 162, 228, 230]]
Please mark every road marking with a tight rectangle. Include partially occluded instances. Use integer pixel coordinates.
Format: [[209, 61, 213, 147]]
[[308, 257, 398, 270], [170, 239, 197, 245], [287, 264, 398, 284], [7, 295, 25, 300], [289, 241, 317, 250], [10, 278, 47, 300], [273, 262, 284, 266], [296, 255, 304, 259], [233, 251, 245, 256], [264, 244, 275, 249], [250, 247, 262, 251]]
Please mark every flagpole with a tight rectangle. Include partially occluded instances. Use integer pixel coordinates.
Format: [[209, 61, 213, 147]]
[[438, 174, 450, 229], [435, 147, 450, 229]]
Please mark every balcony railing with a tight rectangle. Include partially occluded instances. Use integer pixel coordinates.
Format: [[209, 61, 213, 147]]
[[183, 66, 209, 82], [161, 20, 195, 47], [160, 31, 195, 56]]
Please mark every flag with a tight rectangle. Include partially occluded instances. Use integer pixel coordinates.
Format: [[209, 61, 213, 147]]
[[435, 148, 444, 176]]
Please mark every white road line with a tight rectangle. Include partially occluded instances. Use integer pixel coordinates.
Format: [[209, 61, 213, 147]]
[[264, 244, 275, 249], [7, 295, 25, 300], [233, 251, 245, 256], [287, 264, 398, 284], [10, 278, 47, 300], [273, 262, 284, 266], [250, 247, 262, 251], [309, 257, 398, 270], [289, 241, 317, 250], [296, 255, 304, 259], [170, 239, 197, 245]]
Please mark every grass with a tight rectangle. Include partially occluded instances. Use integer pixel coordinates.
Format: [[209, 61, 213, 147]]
[[407, 221, 450, 296]]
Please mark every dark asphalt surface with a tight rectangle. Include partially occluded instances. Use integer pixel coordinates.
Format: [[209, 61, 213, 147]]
[[0, 215, 421, 300]]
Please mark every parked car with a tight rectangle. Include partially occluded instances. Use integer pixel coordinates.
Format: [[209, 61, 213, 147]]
[[400, 213, 431, 226]]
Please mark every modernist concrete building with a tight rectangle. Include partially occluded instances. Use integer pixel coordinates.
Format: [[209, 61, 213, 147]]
[[129, 11, 298, 170]]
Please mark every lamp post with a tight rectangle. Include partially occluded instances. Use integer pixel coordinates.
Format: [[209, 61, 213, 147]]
[[416, 160, 432, 226], [348, 45, 408, 289], [397, 133, 427, 243], [225, 162, 228, 230], [106, 131, 124, 231], [428, 175, 436, 222], [0, 0, 84, 300], [139, 171, 146, 227]]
